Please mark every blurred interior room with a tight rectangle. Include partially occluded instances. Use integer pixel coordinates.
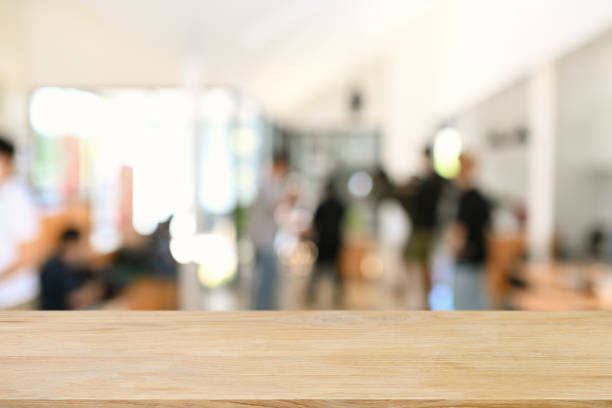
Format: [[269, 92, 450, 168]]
[[3, 0, 612, 311]]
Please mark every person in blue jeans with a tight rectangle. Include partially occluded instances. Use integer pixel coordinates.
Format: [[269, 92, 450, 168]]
[[452, 153, 491, 310], [249, 156, 289, 310]]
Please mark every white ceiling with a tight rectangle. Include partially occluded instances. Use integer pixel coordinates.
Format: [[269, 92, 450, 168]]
[[75, 0, 612, 119], [76, 0, 433, 114]]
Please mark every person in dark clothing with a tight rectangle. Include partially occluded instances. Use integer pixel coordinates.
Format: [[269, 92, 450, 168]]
[[307, 180, 346, 308], [40, 228, 102, 310], [402, 147, 446, 309], [148, 218, 178, 279], [452, 153, 491, 310], [457, 189, 490, 264]]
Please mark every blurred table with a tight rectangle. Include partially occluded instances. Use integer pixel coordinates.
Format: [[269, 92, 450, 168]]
[[3, 311, 612, 406], [510, 262, 612, 310], [487, 232, 525, 308], [104, 278, 177, 310]]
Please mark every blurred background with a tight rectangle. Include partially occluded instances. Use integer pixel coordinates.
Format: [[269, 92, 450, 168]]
[[2, 0, 612, 311]]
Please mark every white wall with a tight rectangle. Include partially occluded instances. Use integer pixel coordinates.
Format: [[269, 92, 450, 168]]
[[455, 81, 529, 204], [527, 64, 557, 261], [23, 0, 180, 88], [430, 0, 612, 119], [380, 19, 435, 182], [556, 27, 612, 255], [0, 0, 27, 141]]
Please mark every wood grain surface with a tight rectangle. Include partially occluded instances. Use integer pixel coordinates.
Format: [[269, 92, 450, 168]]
[[1, 311, 612, 407]]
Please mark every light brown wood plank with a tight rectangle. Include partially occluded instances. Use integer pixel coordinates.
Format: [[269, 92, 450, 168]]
[[3, 401, 612, 407], [1, 311, 612, 406]]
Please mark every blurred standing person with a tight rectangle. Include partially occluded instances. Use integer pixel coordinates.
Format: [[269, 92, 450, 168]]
[[249, 155, 289, 310], [372, 166, 395, 204], [451, 153, 491, 310], [306, 180, 346, 308], [0, 136, 41, 310], [402, 146, 446, 309]]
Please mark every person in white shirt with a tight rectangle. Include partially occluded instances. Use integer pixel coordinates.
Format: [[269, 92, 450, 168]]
[[0, 136, 40, 309]]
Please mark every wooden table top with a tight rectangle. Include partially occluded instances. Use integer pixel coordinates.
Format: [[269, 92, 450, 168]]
[[2, 311, 612, 407]]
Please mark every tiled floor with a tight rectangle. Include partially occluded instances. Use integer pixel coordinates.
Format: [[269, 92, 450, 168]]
[[198, 246, 456, 311]]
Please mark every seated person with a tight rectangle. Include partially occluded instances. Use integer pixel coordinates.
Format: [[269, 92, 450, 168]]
[[40, 228, 102, 310]]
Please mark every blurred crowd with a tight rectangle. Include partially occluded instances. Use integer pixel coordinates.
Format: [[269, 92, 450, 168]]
[[0, 130, 495, 311], [248, 145, 492, 311]]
